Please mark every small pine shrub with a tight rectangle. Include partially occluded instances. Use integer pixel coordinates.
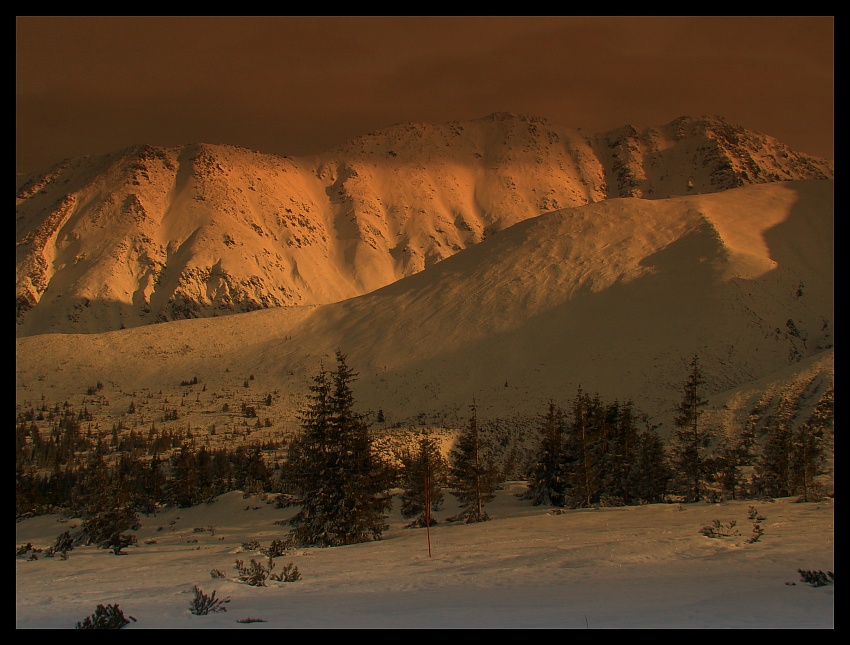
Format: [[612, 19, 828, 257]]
[[261, 537, 292, 558], [209, 568, 226, 579], [107, 533, 138, 555], [234, 556, 300, 585], [278, 561, 301, 582], [699, 518, 739, 538], [746, 523, 765, 543], [76, 604, 136, 629], [16, 542, 35, 558], [747, 506, 767, 522], [235, 557, 274, 586], [798, 569, 834, 587], [189, 585, 230, 615], [54, 530, 75, 555]]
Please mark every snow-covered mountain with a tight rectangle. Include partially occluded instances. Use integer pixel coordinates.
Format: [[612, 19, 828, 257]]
[[15, 114, 833, 337], [15, 174, 833, 443], [13, 112, 835, 629]]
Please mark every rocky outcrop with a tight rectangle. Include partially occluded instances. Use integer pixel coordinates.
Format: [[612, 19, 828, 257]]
[[14, 114, 834, 337]]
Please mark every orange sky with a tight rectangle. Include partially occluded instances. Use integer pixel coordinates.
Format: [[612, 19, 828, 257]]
[[16, 16, 834, 174]]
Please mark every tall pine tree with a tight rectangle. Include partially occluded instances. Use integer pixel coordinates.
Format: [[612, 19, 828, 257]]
[[669, 355, 713, 502], [287, 350, 393, 547], [752, 419, 826, 501], [524, 401, 568, 507], [630, 425, 672, 503], [565, 388, 604, 508], [398, 432, 448, 527], [790, 420, 827, 501], [600, 399, 638, 505], [448, 401, 500, 523]]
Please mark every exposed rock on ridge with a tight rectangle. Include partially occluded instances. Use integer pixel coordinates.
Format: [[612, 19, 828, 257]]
[[15, 114, 833, 337]]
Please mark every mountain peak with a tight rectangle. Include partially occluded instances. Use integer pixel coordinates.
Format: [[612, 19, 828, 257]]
[[15, 114, 833, 337]]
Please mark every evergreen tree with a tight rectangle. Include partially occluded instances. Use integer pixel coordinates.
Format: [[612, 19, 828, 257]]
[[448, 401, 500, 523], [165, 444, 201, 507], [601, 399, 639, 504], [790, 420, 827, 501], [74, 450, 140, 553], [565, 388, 605, 508], [708, 433, 748, 500], [630, 426, 672, 503], [669, 355, 713, 501], [233, 445, 271, 494], [524, 401, 568, 507], [398, 432, 448, 527], [145, 452, 167, 505], [287, 350, 393, 547], [751, 422, 793, 497], [753, 420, 826, 500]]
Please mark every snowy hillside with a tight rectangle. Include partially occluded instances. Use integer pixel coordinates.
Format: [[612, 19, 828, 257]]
[[15, 114, 833, 337], [15, 179, 834, 452]]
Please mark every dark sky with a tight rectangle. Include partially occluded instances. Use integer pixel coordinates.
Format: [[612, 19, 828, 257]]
[[16, 16, 834, 175]]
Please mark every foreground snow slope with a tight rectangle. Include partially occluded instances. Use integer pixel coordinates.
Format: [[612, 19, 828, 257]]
[[15, 484, 834, 629]]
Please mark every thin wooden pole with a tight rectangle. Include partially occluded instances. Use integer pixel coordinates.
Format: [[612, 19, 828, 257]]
[[425, 462, 432, 558]]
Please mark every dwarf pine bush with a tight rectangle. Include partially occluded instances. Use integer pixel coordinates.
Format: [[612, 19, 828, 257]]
[[235, 557, 272, 586], [798, 569, 834, 587], [699, 518, 739, 538], [234, 556, 300, 585], [75, 604, 136, 629], [189, 585, 230, 615]]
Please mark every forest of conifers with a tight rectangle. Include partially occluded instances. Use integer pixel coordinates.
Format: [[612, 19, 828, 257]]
[[15, 352, 832, 553]]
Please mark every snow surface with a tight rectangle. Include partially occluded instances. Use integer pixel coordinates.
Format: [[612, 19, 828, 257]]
[[15, 484, 833, 629]]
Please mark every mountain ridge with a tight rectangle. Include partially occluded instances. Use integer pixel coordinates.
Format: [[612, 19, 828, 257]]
[[15, 113, 833, 337], [16, 178, 834, 440]]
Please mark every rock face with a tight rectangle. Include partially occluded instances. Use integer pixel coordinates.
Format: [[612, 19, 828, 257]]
[[15, 114, 833, 337]]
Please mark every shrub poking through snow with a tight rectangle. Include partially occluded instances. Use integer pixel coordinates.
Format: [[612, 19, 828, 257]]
[[699, 518, 739, 538], [261, 537, 293, 558], [235, 557, 273, 586], [75, 604, 136, 629], [798, 569, 834, 587], [746, 506, 766, 521], [234, 556, 300, 585], [746, 522, 765, 543], [189, 585, 230, 615], [279, 561, 301, 582]]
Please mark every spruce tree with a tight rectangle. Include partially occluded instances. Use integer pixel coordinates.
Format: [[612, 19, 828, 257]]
[[753, 420, 826, 500], [790, 420, 827, 501], [398, 432, 448, 527], [751, 423, 793, 497], [708, 434, 747, 500], [630, 426, 672, 503], [287, 350, 393, 547], [565, 388, 604, 508], [165, 444, 201, 507], [524, 401, 568, 507], [600, 399, 638, 504], [448, 401, 499, 523], [74, 450, 140, 553], [669, 355, 713, 502]]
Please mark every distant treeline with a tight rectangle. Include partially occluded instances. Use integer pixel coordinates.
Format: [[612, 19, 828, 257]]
[[15, 356, 832, 522]]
